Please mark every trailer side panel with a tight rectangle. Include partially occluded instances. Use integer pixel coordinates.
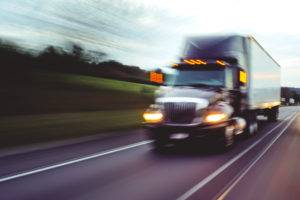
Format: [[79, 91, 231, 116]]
[[248, 37, 281, 109]]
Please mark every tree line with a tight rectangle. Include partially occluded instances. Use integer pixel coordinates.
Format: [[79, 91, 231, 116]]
[[0, 39, 155, 84], [281, 87, 300, 105]]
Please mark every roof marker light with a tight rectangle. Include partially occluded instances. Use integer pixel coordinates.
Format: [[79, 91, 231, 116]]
[[184, 59, 196, 65], [196, 59, 207, 65], [216, 60, 226, 66], [184, 59, 207, 65]]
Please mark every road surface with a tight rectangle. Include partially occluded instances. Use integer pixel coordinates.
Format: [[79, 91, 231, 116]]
[[0, 106, 300, 200]]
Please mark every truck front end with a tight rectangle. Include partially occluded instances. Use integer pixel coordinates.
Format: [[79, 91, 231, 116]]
[[143, 59, 246, 150]]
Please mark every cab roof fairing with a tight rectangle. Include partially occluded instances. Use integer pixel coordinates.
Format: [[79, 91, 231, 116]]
[[181, 35, 249, 70]]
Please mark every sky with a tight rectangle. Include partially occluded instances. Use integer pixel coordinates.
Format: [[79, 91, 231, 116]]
[[0, 0, 300, 87]]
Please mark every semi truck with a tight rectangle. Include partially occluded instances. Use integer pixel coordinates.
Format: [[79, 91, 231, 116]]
[[143, 35, 281, 149]]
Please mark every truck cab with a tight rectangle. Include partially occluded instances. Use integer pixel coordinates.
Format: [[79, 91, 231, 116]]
[[144, 59, 247, 149], [168, 59, 246, 114]]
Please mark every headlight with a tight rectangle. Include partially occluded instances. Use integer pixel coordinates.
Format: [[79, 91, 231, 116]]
[[143, 112, 163, 123], [143, 104, 164, 123], [204, 112, 227, 123]]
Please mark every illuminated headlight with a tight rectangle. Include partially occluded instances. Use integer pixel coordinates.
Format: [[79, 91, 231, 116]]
[[143, 112, 163, 123], [143, 104, 164, 123], [204, 113, 228, 123]]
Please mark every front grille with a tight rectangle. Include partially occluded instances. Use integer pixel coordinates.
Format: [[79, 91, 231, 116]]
[[163, 102, 196, 124]]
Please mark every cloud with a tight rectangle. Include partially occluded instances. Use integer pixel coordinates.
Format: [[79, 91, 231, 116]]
[[0, 0, 300, 86]]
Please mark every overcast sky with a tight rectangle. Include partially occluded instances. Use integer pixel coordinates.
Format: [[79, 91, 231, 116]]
[[0, 0, 300, 87]]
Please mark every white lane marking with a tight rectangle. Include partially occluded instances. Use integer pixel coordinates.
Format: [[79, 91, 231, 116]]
[[0, 140, 153, 183], [216, 113, 298, 200], [177, 112, 297, 200], [0, 109, 293, 184]]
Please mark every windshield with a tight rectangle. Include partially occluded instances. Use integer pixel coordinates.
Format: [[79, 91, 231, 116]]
[[170, 68, 225, 87]]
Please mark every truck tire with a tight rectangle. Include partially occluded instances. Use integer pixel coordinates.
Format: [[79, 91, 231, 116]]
[[245, 111, 258, 137], [219, 125, 235, 150], [267, 107, 279, 122], [153, 138, 168, 152]]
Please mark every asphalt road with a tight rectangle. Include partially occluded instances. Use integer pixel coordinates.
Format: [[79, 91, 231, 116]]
[[0, 106, 299, 200]]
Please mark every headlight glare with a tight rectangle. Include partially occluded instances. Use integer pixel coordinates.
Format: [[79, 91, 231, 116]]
[[143, 104, 164, 123], [143, 112, 163, 123], [204, 113, 227, 123]]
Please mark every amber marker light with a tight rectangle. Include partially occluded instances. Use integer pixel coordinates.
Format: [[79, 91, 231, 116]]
[[196, 59, 207, 65], [216, 60, 226, 66], [184, 59, 196, 65], [150, 71, 164, 84], [183, 59, 207, 65], [239, 71, 247, 84]]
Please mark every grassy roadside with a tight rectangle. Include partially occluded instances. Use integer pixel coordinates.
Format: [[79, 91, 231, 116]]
[[0, 67, 157, 149], [0, 109, 145, 149], [1, 68, 157, 116]]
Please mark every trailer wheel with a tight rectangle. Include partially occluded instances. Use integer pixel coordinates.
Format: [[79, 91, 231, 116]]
[[267, 107, 279, 122], [245, 111, 258, 137]]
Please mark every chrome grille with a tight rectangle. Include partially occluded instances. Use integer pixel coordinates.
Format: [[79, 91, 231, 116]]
[[163, 102, 196, 124]]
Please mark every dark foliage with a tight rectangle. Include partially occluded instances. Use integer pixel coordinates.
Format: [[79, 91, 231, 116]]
[[281, 87, 300, 104], [0, 40, 153, 84]]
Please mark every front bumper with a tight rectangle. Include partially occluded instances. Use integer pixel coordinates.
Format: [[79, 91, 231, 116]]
[[144, 122, 229, 143]]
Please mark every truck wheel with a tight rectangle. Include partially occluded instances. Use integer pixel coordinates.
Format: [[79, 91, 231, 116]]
[[153, 139, 168, 152], [267, 107, 279, 122], [219, 125, 235, 150], [245, 111, 258, 137]]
